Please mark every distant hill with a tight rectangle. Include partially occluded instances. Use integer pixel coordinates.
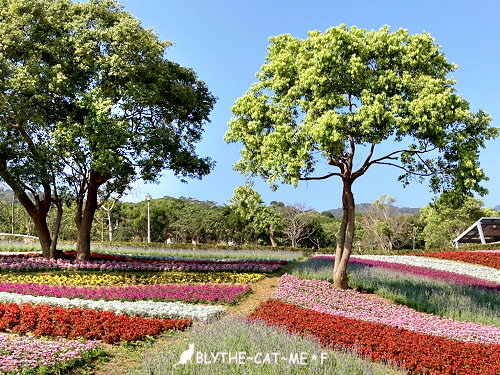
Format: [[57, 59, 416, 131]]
[[495, 205, 500, 211], [326, 203, 420, 218]]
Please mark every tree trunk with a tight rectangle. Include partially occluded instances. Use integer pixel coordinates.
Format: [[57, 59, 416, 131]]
[[333, 179, 355, 289], [14, 191, 53, 259], [32, 212, 52, 258], [0, 158, 62, 259], [107, 210, 113, 241], [48, 199, 63, 259], [75, 171, 108, 260], [270, 231, 277, 247]]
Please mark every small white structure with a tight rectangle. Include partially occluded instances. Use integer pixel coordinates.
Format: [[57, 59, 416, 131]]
[[453, 217, 500, 248]]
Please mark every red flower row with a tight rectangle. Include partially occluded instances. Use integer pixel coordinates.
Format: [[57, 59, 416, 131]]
[[415, 251, 499, 269], [62, 251, 288, 266], [249, 300, 500, 375], [0, 302, 192, 344]]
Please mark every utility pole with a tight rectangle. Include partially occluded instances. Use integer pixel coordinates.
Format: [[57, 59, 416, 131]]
[[146, 194, 152, 243], [11, 194, 15, 234]]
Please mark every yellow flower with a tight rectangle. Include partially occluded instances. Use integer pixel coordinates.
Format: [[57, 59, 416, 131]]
[[0, 272, 265, 286]]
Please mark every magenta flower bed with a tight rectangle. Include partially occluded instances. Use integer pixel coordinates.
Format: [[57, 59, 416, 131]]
[[271, 274, 500, 344], [0, 282, 250, 304], [313, 255, 500, 291], [0, 256, 281, 273]]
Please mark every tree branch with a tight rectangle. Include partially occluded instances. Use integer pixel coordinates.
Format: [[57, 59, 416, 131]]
[[347, 135, 355, 172], [369, 147, 437, 167], [374, 162, 437, 177], [299, 172, 342, 181], [352, 143, 376, 180]]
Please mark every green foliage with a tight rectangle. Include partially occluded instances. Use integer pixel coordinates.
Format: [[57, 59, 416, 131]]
[[229, 185, 285, 244], [420, 195, 496, 248], [0, 0, 215, 254], [226, 24, 496, 195]]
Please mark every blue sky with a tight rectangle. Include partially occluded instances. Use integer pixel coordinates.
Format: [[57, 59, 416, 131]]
[[119, 0, 500, 211]]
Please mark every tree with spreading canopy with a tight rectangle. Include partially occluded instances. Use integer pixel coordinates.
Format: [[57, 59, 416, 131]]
[[420, 195, 496, 249], [229, 185, 284, 246], [0, 0, 215, 259], [225, 25, 497, 288]]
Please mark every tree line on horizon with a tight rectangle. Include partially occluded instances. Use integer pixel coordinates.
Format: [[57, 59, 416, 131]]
[[1, 186, 496, 251]]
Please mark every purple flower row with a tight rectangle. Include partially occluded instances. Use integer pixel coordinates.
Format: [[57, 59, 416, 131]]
[[0, 256, 280, 273], [0, 282, 251, 304], [271, 274, 500, 344], [313, 255, 500, 291]]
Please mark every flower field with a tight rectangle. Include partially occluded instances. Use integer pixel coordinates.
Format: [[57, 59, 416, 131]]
[[1, 245, 498, 374], [271, 274, 499, 344], [352, 254, 500, 283], [414, 250, 500, 269], [0, 248, 287, 373], [0, 270, 265, 285], [250, 299, 499, 375], [255, 254, 500, 374], [295, 255, 499, 326], [0, 282, 250, 304], [0, 333, 102, 374], [0, 292, 225, 321], [0, 254, 283, 272], [131, 317, 405, 375], [0, 303, 192, 343], [313, 255, 500, 291]]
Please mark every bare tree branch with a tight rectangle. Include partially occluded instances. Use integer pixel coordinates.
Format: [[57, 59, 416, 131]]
[[374, 161, 437, 177], [299, 172, 342, 181], [352, 143, 376, 180], [369, 147, 437, 166]]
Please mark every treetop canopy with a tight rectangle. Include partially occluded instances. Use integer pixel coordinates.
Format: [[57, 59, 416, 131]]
[[226, 25, 496, 196]]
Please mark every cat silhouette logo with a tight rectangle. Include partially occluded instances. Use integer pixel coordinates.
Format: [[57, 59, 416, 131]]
[[174, 343, 195, 367]]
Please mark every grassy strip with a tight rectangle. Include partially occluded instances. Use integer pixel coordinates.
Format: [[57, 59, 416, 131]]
[[290, 258, 500, 326], [128, 318, 404, 375], [1, 238, 498, 256], [92, 247, 301, 261]]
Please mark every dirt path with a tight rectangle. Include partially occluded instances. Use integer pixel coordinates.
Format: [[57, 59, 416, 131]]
[[86, 275, 282, 374]]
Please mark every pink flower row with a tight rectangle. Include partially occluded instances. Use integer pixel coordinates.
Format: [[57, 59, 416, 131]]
[[0, 282, 250, 304], [313, 255, 499, 291], [270, 274, 500, 344], [0, 333, 100, 373], [0, 256, 280, 273]]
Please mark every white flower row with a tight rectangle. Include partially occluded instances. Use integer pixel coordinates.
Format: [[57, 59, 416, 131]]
[[0, 292, 225, 322], [353, 255, 500, 283]]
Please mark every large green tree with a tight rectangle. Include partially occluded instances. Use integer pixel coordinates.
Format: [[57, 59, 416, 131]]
[[226, 25, 496, 288], [230, 185, 284, 246], [420, 195, 495, 249], [0, 0, 215, 259]]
